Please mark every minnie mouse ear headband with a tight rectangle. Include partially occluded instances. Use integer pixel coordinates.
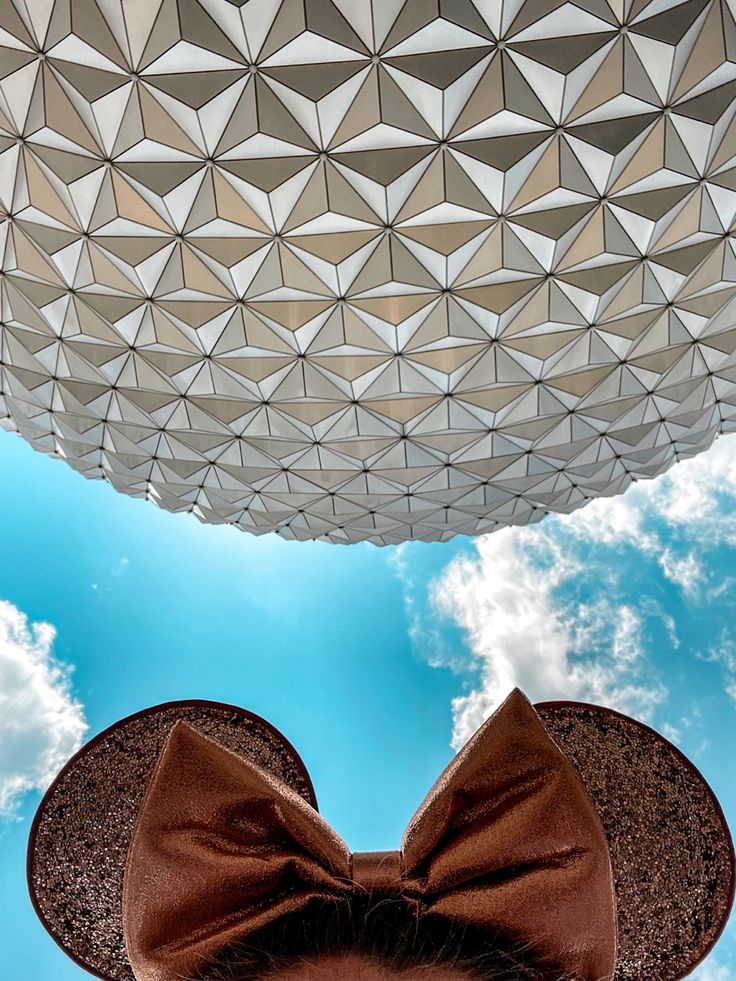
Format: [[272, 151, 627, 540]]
[[28, 691, 734, 981]]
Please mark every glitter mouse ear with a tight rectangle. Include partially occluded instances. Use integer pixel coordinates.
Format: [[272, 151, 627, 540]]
[[27, 700, 317, 981], [536, 701, 735, 981], [28, 696, 734, 981]]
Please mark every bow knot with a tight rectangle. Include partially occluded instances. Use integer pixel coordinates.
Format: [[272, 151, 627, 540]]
[[351, 850, 403, 894], [123, 691, 617, 981]]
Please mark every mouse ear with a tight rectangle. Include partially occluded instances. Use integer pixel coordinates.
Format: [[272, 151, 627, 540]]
[[27, 700, 316, 981], [536, 700, 735, 981]]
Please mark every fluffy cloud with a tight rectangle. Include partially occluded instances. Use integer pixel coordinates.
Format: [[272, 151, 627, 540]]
[[432, 524, 667, 749], [560, 432, 736, 546], [0, 601, 87, 817], [422, 433, 736, 748]]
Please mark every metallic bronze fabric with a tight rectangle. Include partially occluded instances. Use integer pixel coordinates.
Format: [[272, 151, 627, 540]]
[[123, 690, 617, 981]]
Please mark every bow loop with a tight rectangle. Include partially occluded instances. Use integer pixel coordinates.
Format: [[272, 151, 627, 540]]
[[402, 691, 617, 980], [123, 722, 351, 981]]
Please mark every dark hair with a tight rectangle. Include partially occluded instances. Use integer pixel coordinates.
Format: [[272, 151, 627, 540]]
[[198, 897, 569, 981]]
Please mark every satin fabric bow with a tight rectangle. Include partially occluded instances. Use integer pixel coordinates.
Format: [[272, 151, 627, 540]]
[[123, 690, 617, 981]]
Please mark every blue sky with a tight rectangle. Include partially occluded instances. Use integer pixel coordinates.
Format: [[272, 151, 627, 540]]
[[1, 428, 735, 981]]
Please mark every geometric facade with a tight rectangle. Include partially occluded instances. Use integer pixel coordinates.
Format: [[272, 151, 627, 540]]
[[1, 0, 736, 545]]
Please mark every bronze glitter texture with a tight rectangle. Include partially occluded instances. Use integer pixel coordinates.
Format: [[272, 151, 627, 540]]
[[537, 702, 735, 981], [29, 696, 735, 981]]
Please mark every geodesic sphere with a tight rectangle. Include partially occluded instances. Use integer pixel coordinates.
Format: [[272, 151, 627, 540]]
[[1, 0, 736, 544]]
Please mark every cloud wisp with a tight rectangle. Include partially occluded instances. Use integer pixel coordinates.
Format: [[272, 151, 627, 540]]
[[691, 960, 734, 981], [0, 601, 87, 818]]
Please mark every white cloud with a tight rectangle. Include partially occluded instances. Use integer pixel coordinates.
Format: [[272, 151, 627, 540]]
[[557, 489, 658, 551], [432, 525, 667, 749], [558, 437, 735, 569], [0, 601, 87, 818], [660, 722, 682, 744], [581, 436, 736, 544], [650, 438, 736, 531], [659, 549, 704, 596], [405, 433, 736, 748]]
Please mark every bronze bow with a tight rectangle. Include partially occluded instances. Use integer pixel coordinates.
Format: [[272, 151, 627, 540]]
[[123, 690, 617, 981]]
